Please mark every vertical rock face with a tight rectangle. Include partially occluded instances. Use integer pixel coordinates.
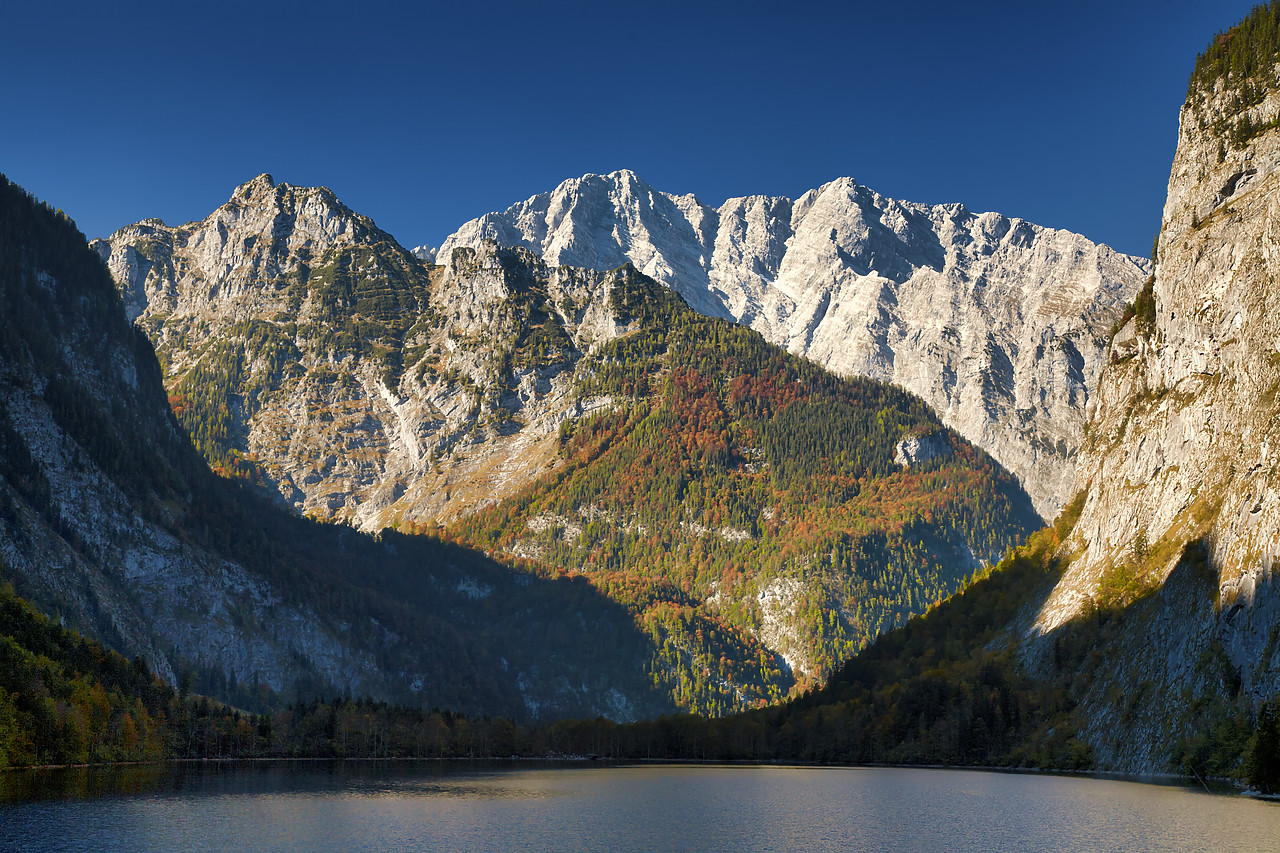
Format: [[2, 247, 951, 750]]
[[440, 171, 1150, 520], [1045, 74, 1280, 632], [1026, 55, 1280, 771]]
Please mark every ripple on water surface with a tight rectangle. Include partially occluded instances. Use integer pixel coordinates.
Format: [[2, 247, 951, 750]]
[[2, 762, 1278, 853]]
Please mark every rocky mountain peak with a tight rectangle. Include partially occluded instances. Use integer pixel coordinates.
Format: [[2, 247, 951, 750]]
[[236, 172, 277, 198], [439, 171, 1150, 519], [92, 175, 398, 324], [96, 176, 663, 530], [220, 175, 355, 233]]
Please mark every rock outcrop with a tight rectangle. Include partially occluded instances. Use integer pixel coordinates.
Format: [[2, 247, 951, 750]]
[[440, 170, 1151, 519], [894, 433, 952, 468]]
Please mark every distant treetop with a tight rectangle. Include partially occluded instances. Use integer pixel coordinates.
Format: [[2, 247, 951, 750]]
[[1189, 2, 1280, 98]]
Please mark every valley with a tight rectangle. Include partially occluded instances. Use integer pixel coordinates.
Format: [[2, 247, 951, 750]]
[[1, 2, 1279, 792], [92, 178, 1041, 712]]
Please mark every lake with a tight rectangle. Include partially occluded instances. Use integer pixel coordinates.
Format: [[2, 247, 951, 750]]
[[1, 762, 1277, 852]]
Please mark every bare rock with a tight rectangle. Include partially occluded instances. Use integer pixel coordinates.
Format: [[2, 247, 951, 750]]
[[894, 433, 952, 467], [440, 170, 1150, 519], [1024, 64, 1280, 772]]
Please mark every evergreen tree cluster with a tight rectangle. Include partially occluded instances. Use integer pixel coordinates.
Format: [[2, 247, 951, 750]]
[[1189, 2, 1280, 98], [0, 577, 173, 768], [1187, 3, 1280, 144]]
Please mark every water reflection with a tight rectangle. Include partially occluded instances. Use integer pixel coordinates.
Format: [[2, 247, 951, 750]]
[[0, 759, 572, 804], [2, 763, 1278, 853]]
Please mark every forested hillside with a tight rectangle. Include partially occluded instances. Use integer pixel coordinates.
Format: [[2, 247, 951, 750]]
[[444, 267, 1041, 713], [0, 571, 552, 769], [0, 571, 177, 768]]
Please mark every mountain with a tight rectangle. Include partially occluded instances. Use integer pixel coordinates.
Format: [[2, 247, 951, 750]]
[[652, 5, 1280, 777], [438, 171, 1151, 519], [96, 177, 1040, 712], [95, 175, 640, 530], [1022, 6, 1280, 771], [0, 173, 669, 722], [15, 5, 1278, 780], [444, 264, 1040, 710]]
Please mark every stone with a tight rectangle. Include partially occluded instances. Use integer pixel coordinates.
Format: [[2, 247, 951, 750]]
[[1023, 65, 1280, 772], [894, 433, 952, 467]]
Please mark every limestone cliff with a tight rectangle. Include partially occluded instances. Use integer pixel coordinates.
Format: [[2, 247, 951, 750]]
[[1025, 37, 1280, 771], [440, 171, 1151, 519]]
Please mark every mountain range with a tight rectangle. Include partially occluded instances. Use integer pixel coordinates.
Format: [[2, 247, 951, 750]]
[[88, 177, 1041, 709], [56, 136, 1170, 724], [438, 171, 1151, 518], [2, 4, 1279, 780], [0, 176, 669, 721]]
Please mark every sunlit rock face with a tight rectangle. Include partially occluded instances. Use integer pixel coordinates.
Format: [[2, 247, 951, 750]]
[[1024, 65, 1280, 772], [441, 170, 1149, 520], [1045, 76, 1280, 635], [95, 177, 668, 532], [894, 433, 951, 468]]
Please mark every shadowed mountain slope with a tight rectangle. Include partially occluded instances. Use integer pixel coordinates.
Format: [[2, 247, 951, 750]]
[[0, 173, 670, 722]]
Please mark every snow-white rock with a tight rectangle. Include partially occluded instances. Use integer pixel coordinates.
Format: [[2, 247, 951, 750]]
[[894, 433, 952, 467], [440, 170, 1151, 519]]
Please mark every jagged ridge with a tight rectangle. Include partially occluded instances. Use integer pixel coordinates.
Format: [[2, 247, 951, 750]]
[[440, 170, 1151, 519]]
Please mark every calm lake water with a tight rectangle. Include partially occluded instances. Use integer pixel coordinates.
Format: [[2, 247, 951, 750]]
[[1, 762, 1278, 852]]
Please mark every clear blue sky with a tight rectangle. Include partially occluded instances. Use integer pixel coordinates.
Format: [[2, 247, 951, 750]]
[[0, 0, 1260, 259]]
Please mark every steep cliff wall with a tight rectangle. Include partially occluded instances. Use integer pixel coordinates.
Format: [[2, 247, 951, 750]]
[[1025, 35, 1280, 770]]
